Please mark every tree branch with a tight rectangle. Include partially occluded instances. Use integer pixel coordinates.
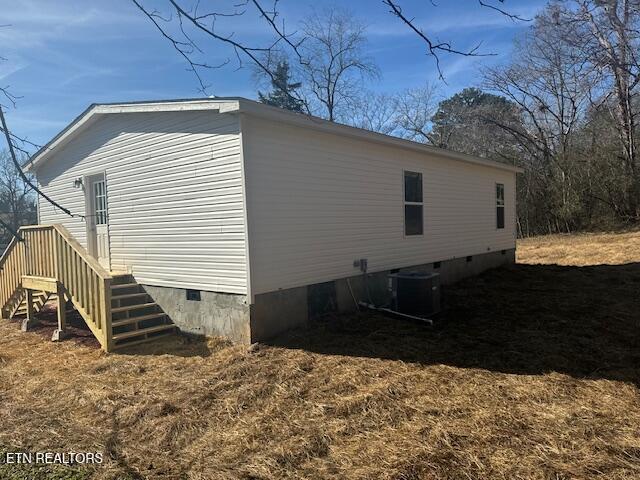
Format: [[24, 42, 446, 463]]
[[383, 0, 496, 80]]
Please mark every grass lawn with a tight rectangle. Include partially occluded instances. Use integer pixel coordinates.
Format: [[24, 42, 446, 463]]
[[0, 231, 639, 479]]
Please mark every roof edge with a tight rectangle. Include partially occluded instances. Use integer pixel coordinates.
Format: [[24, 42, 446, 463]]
[[24, 97, 523, 175], [23, 99, 236, 172], [236, 99, 523, 174]]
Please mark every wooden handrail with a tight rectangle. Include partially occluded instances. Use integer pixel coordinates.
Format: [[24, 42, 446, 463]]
[[0, 234, 18, 260], [0, 236, 25, 317], [0, 224, 113, 351], [53, 225, 111, 280]]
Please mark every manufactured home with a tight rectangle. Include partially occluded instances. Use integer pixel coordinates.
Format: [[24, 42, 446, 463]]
[[0, 98, 521, 350]]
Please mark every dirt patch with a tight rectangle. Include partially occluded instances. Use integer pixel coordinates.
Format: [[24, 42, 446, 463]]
[[0, 232, 639, 479]]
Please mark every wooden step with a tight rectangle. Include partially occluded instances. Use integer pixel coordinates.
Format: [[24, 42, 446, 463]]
[[112, 323, 175, 342], [112, 292, 148, 301], [110, 274, 134, 285], [111, 330, 175, 350], [111, 283, 139, 290], [112, 313, 167, 328], [111, 302, 158, 314]]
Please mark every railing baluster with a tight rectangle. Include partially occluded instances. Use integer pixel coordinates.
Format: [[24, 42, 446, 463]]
[[95, 274, 101, 330], [82, 262, 88, 313], [93, 274, 98, 323], [72, 247, 77, 297], [37, 231, 41, 276], [64, 243, 69, 287], [37, 232, 42, 277], [34, 232, 38, 277], [48, 229, 54, 277], [77, 254, 83, 306], [44, 231, 48, 276]]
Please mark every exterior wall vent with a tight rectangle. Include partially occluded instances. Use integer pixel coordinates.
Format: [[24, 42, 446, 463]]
[[186, 289, 201, 301]]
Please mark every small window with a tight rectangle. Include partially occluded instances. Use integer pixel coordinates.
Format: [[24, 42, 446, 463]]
[[496, 183, 505, 229], [186, 289, 201, 301], [433, 261, 441, 269], [466, 256, 473, 263], [404, 171, 423, 235]]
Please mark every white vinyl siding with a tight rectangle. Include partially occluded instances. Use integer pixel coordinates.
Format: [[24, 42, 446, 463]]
[[242, 115, 517, 296], [36, 110, 247, 294]]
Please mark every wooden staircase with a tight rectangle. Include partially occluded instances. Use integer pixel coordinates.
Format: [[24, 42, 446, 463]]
[[0, 225, 176, 352], [110, 274, 175, 349]]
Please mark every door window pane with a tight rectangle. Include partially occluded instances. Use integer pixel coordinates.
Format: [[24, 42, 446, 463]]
[[93, 180, 107, 225]]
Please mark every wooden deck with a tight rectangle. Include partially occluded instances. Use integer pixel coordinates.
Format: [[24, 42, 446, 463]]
[[0, 225, 175, 351]]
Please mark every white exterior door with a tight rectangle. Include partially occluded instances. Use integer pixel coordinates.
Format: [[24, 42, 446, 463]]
[[86, 174, 111, 270]]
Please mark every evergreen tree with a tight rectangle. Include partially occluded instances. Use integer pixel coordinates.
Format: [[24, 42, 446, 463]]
[[258, 61, 304, 112], [430, 88, 521, 161]]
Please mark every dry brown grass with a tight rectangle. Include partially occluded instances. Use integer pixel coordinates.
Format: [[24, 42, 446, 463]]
[[518, 229, 640, 266], [1, 232, 640, 479]]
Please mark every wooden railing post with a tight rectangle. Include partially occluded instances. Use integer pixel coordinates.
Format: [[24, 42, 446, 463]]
[[21, 289, 37, 332], [101, 278, 113, 352], [51, 282, 69, 342]]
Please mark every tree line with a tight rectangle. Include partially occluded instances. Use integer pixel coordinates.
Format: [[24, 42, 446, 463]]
[[256, 1, 640, 236]]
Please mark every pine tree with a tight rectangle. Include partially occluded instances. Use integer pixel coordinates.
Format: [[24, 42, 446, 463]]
[[258, 61, 304, 112]]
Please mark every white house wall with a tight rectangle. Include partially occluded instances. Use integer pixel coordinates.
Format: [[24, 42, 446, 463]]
[[242, 115, 517, 296], [36, 110, 248, 294]]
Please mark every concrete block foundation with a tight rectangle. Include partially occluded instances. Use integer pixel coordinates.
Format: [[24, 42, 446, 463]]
[[142, 248, 515, 345], [142, 285, 251, 344]]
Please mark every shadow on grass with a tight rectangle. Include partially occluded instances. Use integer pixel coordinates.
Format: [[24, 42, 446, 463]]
[[114, 333, 225, 358], [269, 263, 640, 386]]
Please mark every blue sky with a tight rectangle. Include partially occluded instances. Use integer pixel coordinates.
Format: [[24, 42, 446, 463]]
[[0, 0, 547, 148]]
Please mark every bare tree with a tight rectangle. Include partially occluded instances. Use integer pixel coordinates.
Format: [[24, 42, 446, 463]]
[[0, 151, 36, 245], [297, 7, 379, 122], [393, 83, 441, 143], [348, 91, 398, 135]]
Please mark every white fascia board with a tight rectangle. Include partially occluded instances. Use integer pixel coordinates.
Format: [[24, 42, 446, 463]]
[[92, 100, 233, 114]]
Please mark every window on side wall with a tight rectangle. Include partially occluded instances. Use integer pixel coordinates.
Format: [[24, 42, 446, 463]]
[[496, 183, 505, 229], [404, 171, 423, 236]]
